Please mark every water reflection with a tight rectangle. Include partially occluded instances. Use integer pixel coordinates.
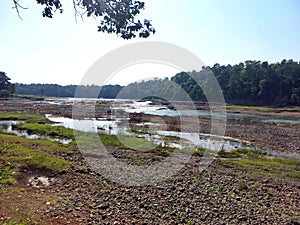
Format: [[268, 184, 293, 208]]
[[45, 116, 299, 159], [46, 115, 124, 135]]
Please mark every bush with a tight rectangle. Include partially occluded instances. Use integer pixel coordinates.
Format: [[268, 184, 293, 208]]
[[0, 89, 11, 98]]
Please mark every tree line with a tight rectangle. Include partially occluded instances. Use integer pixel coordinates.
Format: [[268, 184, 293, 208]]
[[118, 59, 300, 106], [15, 83, 123, 99], [2, 59, 300, 106], [211, 59, 300, 106]]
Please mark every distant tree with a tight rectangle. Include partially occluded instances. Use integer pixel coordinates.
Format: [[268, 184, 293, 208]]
[[15, 83, 123, 98], [0, 71, 15, 97], [12, 0, 155, 39]]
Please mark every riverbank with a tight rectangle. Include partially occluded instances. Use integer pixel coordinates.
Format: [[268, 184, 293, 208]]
[[0, 97, 299, 224]]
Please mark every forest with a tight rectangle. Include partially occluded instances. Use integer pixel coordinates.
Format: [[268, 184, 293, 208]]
[[15, 84, 123, 99], [14, 59, 300, 106]]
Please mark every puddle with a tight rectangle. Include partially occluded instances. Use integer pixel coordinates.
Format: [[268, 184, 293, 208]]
[[46, 115, 124, 135], [0, 120, 18, 132], [28, 176, 54, 188]]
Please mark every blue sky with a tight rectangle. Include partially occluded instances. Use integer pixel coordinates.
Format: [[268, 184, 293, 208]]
[[1, 0, 300, 85]]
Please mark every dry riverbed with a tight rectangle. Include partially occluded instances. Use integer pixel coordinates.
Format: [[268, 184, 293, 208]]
[[0, 98, 299, 224]]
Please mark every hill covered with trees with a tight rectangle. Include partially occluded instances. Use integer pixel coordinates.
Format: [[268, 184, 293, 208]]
[[14, 59, 300, 106]]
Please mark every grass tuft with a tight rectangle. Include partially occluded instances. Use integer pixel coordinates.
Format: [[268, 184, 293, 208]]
[[0, 113, 50, 124]]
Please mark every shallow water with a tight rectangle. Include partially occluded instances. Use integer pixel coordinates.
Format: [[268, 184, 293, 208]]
[[45, 115, 300, 159], [46, 115, 123, 135], [2, 99, 299, 158], [28, 176, 54, 187], [115, 100, 300, 125], [45, 98, 300, 125]]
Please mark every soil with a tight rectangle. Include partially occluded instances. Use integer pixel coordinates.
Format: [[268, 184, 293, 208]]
[[1, 150, 299, 225]]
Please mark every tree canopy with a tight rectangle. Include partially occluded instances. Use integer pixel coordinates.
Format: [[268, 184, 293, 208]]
[[12, 0, 155, 39], [108, 59, 300, 106], [0, 71, 15, 97]]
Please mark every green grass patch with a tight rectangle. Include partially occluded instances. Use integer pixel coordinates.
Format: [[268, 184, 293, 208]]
[[225, 105, 300, 112], [75, 132, 126, 148], [130, 127, 151, 134], [117, 135, 157, 151], [0, 163, 16, 188], [13, 123, 74, 139], [221, 152, 300, 180], [2, 144, 71, 172], [95, 103, 112, 109], [0, 113, 50, 124], [176, 147, 206, 156], [225, 105, 270, 111], [0, 133, 72, 189], [199, 115, 211, 120], [75, 132, 157, 150], [16, 94, 43, 98], [0, 133, 72, 153], [218, 148, 258, 158]]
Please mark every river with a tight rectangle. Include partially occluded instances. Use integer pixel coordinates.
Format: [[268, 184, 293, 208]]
[[1, 98, 299, 158]]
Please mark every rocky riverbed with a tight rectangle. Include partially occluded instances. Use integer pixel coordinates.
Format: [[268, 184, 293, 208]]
[[1, 147, 299, 225], [0, 97, 299, 224], [128, 111, 300, 155]]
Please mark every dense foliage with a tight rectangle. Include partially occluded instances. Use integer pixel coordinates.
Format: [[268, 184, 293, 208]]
[[13, 0, 155, 39], [16, 83, 123, 99], [14, 59, 300, 106], [116, 59, 300, 106], [0, 71, 15, 97], [212, 59, 300, 106]]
